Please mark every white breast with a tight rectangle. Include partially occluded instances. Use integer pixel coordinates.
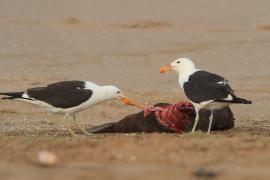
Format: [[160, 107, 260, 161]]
[[178, 69, 199, 89]]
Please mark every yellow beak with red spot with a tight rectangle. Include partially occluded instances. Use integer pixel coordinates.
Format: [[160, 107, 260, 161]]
[[160, 64, 173, 73]]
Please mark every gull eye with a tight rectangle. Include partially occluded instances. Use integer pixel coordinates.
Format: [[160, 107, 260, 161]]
[[176, 61, 180, 64], [117, 91, 120, 94]]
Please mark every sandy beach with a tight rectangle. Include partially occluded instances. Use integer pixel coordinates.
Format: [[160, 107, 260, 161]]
[[0, 0, 270, 179]]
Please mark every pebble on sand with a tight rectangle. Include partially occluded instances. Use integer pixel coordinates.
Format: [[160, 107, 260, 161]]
[[37, 150, 57, 167]]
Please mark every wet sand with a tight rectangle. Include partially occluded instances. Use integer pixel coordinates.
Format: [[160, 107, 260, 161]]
[[0, 0, 270, 179]]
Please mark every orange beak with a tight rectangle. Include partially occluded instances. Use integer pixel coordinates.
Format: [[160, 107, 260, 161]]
[[160, 64, 172, 73], [120, 96, 145, 109]]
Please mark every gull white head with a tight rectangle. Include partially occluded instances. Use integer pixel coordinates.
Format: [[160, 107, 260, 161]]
[[160, 58, 196, 74], [101, 85, 125, 100]]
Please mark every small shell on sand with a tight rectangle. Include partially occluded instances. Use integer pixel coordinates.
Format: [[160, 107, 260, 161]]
[[37, 150, 57, 167]]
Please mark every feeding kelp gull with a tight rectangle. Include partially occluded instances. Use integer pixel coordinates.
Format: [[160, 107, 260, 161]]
[[0, 80, 138, 136], [160, 58, 252, 134]]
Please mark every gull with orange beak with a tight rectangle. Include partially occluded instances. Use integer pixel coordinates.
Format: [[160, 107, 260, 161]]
[[160, 58, 251, 134], [0, 80, 143, 136]]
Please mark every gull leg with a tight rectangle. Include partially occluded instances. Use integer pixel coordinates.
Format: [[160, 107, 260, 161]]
[[62, 114, 76, 136], [70, 114, 93, 136], [191, 108, 200, 133], [207, 110, 214, 134]]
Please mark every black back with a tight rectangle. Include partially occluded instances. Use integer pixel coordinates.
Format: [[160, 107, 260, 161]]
[[183, 71, 235, 103], [26, 81, 93, 108]]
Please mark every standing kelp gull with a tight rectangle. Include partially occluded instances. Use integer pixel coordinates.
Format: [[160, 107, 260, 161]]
[[160, 58, 252, 134], [0, 80, 137, 136]]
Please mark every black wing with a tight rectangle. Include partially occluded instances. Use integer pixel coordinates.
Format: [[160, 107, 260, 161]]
[[26, 81, 93, 108], [183, 71, 235, 103]]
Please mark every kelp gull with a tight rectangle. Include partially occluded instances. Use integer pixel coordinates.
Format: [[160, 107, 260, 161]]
[[0, 80, 136, 136], [160, 58, 252, 134]]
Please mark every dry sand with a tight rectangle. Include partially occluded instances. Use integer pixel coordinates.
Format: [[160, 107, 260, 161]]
[[0, 0, 270, 179]]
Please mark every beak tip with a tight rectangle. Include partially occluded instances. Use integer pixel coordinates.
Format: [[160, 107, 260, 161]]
[[159, 65, 171, 73]]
